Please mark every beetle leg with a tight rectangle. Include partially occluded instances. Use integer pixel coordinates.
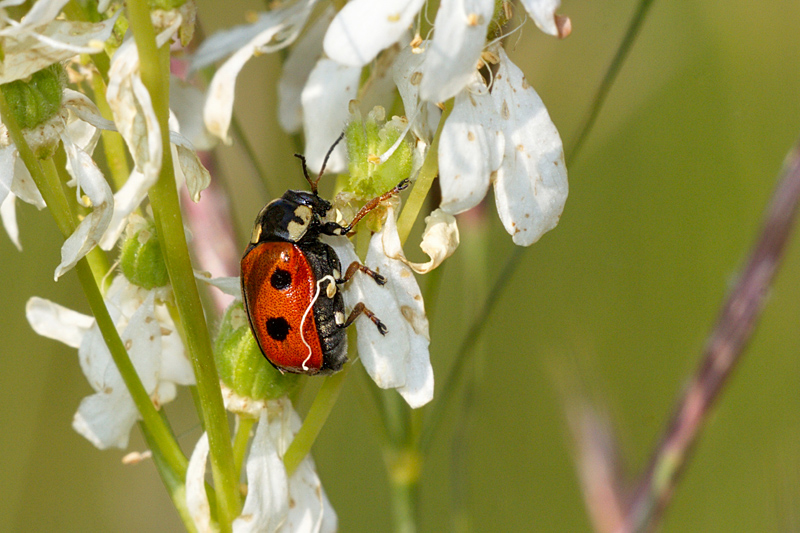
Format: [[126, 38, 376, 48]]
[[319, 178, 411, 238], [336, 261, 387, 285], [341, 302, 388, 335]]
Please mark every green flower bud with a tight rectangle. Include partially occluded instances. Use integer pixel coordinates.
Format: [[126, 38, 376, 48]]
[[0, 63, 65, 130], [214, 302, 300, 404], [120, 220, 170, 289], [346, 105, 414, 200]]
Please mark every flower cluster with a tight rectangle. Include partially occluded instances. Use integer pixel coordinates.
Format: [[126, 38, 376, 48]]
[[5, 0, 571, 530]]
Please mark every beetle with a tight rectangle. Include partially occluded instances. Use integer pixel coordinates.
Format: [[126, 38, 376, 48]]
[[240, 135, 408, 374]]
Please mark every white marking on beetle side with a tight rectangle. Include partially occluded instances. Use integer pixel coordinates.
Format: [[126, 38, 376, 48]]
[[300, 274, 336, 371]]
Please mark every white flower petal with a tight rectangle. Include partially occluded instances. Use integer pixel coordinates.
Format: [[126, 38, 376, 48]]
[[107, 38, 163, 191], [371, 208, 433, 407], [191, 0, 316, 70], [491, 47, 567, 245], [278, 6, 334, 134], [287, 451, 337, 533], [54, 133, 114, 279], [194, 272, 242, 298], [0, 17, 117, 83], [202, 0, 316, 143], [392, 43, 442, 142], [26, 296, 94, 348], [438, 74, 504, 214], [72, 388, 139, 449], [384, 208, 459, 274], [169, 130, 211, 202], [1, 192, 20, 250], [233, 408, 290, 533], [0, 144, 15, 206], [323, 221, 433, 409], [186, 432, 213, 533], [80, 290, 161, 394], [9, 152, 46, 208], [323, 0, 426, 67], [153, 303, 194, 386], [419, 0, 494, 103], [62, 89, 103, 152], [519, 0, 562, 36], [300, 58, 361, 174], [99, 169, 151, 250], [11, 0, 70, 30]]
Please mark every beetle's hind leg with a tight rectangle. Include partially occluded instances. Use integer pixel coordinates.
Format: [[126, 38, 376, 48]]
[[336, 261, 387, 286], [337, 302, 388, 335]]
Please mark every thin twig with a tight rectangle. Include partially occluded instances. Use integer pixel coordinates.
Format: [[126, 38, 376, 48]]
[[621, 137, 800, 532]]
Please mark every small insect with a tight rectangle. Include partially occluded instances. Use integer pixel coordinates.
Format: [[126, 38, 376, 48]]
[[241, 135, 409, 375]]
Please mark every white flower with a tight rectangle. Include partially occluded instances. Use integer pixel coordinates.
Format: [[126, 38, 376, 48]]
[[432, 44, 568, 245], [300, 58, 361, 174], [192, 0, 318, 143], [385, 208, 460, 274], [80, 34, 212, 250], [519, 0, 570, 38], [0, 3, 118, 84], [277, 7, 335, 134], [0, 89, 115, 277], [26, 276, 195, 449], [324, 208, 434, 409], [418, 0, 496, 104], [323, 0, 426, 67], [186, 399, 336, 532]]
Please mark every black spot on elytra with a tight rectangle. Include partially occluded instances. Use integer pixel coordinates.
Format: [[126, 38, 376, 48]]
[[270, 268, 291, 290], [266, 317, 291, 341]]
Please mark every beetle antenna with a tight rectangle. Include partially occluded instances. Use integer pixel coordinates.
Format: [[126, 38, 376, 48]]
[[295, 132, 346, 194], [317, 132, 345, 184], [294, 153, 315, 192]]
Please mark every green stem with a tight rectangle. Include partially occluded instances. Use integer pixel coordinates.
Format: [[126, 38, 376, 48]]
[[284, 364, 350, 476], [90, 73, 131, 190], [396, 101, 452, 245], [126, 2, 239, 529], [0, 88, 187, 477], [386, 446, 421, 533], [233, 415, 256, 479], [139, 422, 198, 533]]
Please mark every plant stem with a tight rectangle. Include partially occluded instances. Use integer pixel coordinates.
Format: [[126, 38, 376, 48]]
[[233, 415, 256, 479], [621, 136, 800, 532], [284, 365, 350, 476], [396, 100, 452, 245], [386, 446, 421, 533], [125, 1, 239, 528], [139, 422, 198, 533]]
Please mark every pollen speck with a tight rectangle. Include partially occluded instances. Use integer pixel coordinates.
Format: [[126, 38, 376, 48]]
[[387, 13, 401, 22], [467, 131, 475, 141], [410, 71, 422, 86]]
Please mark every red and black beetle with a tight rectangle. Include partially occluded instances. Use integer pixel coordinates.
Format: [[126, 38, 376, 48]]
[[240, 136, 408, 374]]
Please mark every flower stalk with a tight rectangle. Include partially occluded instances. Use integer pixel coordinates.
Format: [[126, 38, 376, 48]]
[[125, 0, 239, 528]]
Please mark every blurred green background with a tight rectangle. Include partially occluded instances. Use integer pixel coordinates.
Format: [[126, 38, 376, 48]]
[[2, 0, 800, 531]]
